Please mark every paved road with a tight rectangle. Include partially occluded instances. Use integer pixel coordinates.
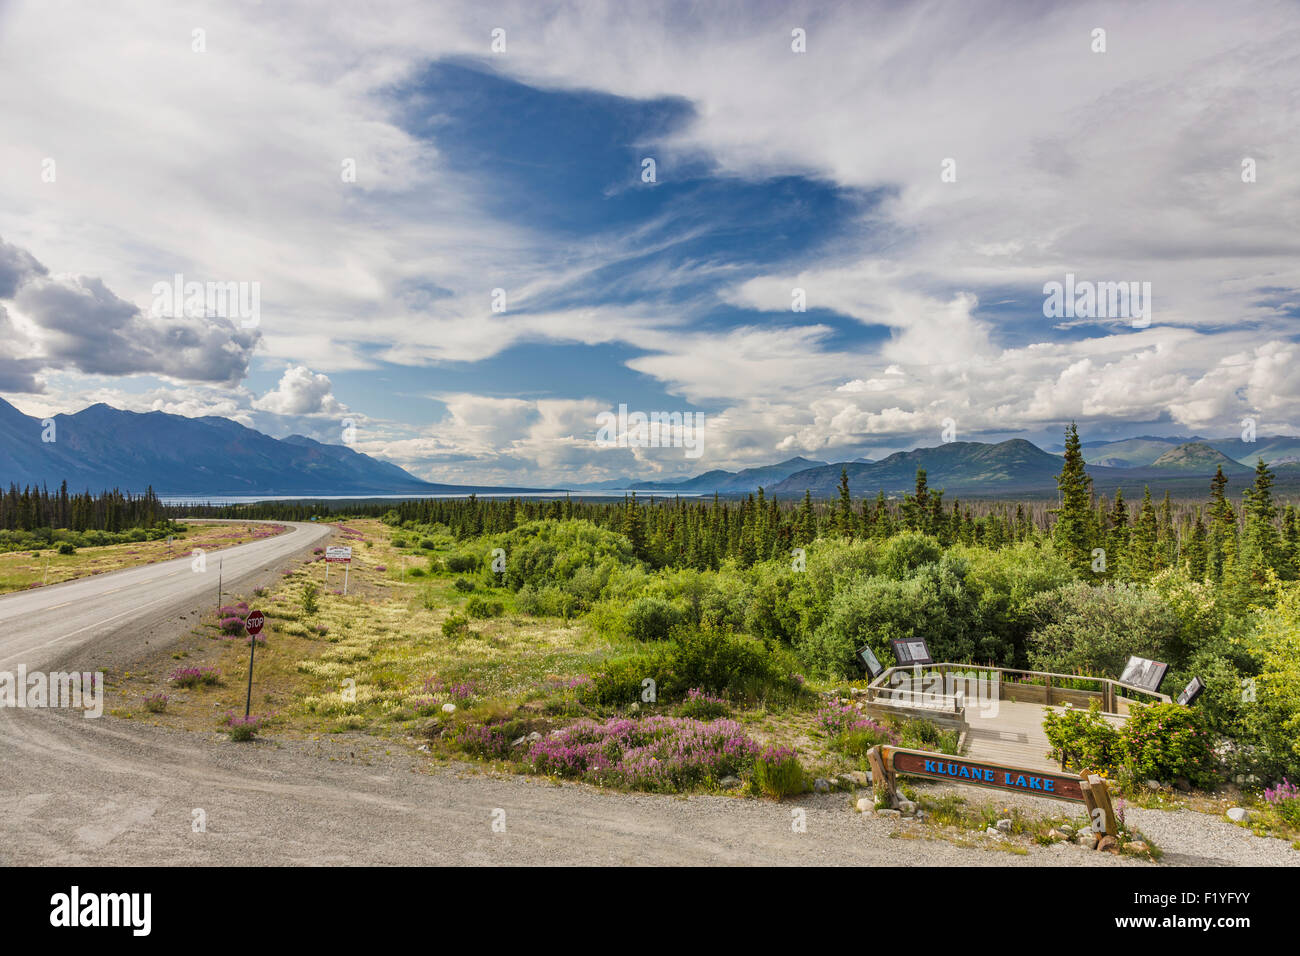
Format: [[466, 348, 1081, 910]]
[[0, 520, 1291, 866], [0, 520, 332, 672]]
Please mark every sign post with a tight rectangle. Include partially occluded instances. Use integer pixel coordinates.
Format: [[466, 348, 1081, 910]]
[[243, 609, 265, 718], [868, 744, 1118, 842], [325, 546, 352, 595]]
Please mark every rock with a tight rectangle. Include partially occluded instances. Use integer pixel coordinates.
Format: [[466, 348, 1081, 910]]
[[511, 735, 528, 748], [720, 775, 741, 788], [1047, 828, 1067, 841], [1226, 807, 1251, 823], [1145, 779, 1164, 791], [995, 818, 1013, 833], [813, 777, 831, 794], [1121, 841, 1150, 856], [441, 703, 456, 714], [1096, 835, 1118, 852], [876, 808, 901, 819], [1058, 824, 1075, 836], [1173, 777, 1192, 792], [985, 827, 1004, 839], [857, 797, 874, 813], [898, 800, 917, 816], [845, 771, 869, 786], [526, 731, 542, 741]]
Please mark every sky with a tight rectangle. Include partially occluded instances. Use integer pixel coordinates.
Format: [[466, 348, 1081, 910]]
[[1, 0, 1298, 486]]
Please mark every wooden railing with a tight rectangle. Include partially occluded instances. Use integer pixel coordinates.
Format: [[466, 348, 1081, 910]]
[[865, 662, 1170, 718]]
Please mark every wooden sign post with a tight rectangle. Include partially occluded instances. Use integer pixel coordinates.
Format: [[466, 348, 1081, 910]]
[[868, 745, 1118, 841]]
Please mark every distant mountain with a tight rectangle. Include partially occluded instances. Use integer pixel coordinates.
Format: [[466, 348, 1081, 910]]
[[770, 439, 1068, 498], [766, 438, 1300, 500], [1149, 442, 1250, 473], [572, 457, 828, 494], [0, 397, 551, 496], [1078, 434, 1300, 468]]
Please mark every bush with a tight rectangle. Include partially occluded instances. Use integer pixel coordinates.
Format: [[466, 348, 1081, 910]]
[[670, 625, 799, 703], [465, 596, 504, 619], [57, 542, 76, 555], [1120, 703, 1219, 789], [835, 724, 899, 756], [143, 693, 169, 714], [677, 687, 729, 720], [445, 551, 481, 573], [623, 596, 682, 641], [419, 538, 437, 550], [442, 613, 472, 639], [1042, 701, 1123, 774], [301, 583, 319, 615], [169, 666, 221, 689], [752, 745, 806, 800], [893, 717, 960, 755], [453, 577, 475, 593], [1026, 582, 1180, 678], [1264, 780, 1300, 827], [224, 713, 266, 741]]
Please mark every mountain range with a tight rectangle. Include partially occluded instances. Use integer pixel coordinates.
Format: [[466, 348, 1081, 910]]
[[3, 395, 1297, 500], [0, 397, 549, 496]]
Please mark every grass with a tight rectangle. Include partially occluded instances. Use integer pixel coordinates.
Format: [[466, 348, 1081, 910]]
[[0, 521, 286, 594]]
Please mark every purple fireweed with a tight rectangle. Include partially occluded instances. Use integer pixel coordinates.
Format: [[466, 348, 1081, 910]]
[[526, 715, 761, 792]]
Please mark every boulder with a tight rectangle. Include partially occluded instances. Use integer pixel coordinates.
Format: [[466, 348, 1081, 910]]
[[898, 800, 918, 816], [720, 775, 741, 789], [856, 797, 874, 813], [1226, 807, 1252, 823], [876, 808, 901, 819], [995, 818, 1013, 833], [813, 777, 830, 794], [1121, 841, 1150, 856]]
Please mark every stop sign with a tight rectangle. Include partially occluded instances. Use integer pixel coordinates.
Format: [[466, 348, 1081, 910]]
[[245, 610, 265, 635]]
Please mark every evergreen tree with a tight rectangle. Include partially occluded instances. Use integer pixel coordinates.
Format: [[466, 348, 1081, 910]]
[[1053, 422, 1094, 571]]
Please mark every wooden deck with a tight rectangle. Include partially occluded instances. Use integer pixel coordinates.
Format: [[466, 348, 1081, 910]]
[[962, 701, 1124, 772]]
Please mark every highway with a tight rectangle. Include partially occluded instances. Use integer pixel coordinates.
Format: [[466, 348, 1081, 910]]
[[0, 520, 333, 673]]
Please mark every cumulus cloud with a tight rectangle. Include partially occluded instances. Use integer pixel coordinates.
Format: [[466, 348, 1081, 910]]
[[253, 365, 345, 416], [0, 237, 260, 388]]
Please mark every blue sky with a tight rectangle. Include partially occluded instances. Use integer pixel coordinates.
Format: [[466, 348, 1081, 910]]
[[1, 1, 1298, 485]]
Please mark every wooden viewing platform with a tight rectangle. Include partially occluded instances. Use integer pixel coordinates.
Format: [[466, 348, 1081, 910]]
[[861, 662, 1169, 774]]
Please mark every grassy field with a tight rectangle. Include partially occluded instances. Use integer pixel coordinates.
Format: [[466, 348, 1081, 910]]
[[0, 520, 287, 595]]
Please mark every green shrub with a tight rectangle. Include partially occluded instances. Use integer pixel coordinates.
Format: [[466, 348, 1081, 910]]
[[445, 551, 482, 573], [419, 538, 436, 550], [623, 596, 682, 641], [752, 746, 805, 800], [1120, 703, 1219, 789], [300, 583, 319, 616], [670, 624, 799, 702], [442, 613, 472, 639], [57, 542, 76, 555], [892, 717, 961, 755], [465, 596, 504, 618], [453, 577, 475, 593], [1042, 700, 1122, 774], [834, 724, 897, 756]]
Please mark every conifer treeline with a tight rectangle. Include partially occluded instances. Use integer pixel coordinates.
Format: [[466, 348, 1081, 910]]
[[6, 426, 1294, 583], [0, 482, 165, 533]]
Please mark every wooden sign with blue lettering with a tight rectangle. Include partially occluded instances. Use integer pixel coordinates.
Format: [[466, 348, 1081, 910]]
[[886, 747, 1086, 803]]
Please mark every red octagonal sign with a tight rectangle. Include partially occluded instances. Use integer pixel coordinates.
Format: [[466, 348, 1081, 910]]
[[245, 610, 265, 636]]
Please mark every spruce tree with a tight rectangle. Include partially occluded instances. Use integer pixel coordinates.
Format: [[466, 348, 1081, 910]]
[[1053, 422, 1094, 571]]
